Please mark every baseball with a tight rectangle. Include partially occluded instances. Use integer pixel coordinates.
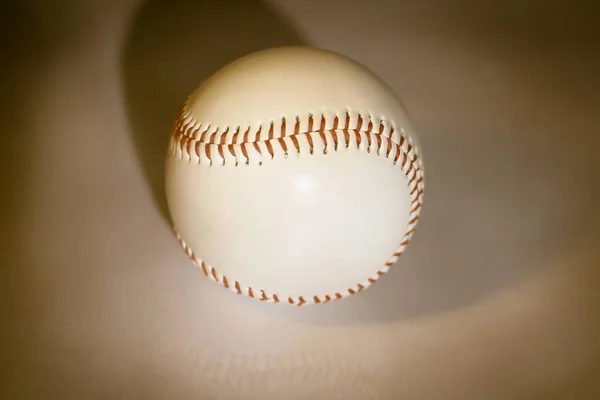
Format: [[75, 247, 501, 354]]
[[165, 46, 424, 306]]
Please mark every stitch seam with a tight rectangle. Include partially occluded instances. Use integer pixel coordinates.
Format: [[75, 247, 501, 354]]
[[169, 102, 424, 306]]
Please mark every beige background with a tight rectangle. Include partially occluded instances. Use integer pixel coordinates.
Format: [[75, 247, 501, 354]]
[[1, 0, 599, 399]]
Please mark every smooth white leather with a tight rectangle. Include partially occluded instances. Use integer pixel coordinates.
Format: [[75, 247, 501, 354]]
[[186, 46, 422, 150], [165, 46, 424, 303]]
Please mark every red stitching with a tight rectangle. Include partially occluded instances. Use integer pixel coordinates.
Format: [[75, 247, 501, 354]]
[[169, 103, 424, 306]]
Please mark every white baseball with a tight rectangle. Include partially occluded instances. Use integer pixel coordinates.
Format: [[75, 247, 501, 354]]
[[165, 46, 424, 306]]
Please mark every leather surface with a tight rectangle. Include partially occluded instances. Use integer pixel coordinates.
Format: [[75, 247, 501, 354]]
[[2, 0, 599, 399], [166, 47, 420, 301], [185, 46, 421, 149]]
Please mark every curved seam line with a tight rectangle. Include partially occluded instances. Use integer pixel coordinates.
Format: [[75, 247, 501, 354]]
[[169, 106, 424, 306]]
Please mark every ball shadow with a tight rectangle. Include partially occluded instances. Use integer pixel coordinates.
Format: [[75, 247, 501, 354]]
[[121, 0, 306, 222]]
